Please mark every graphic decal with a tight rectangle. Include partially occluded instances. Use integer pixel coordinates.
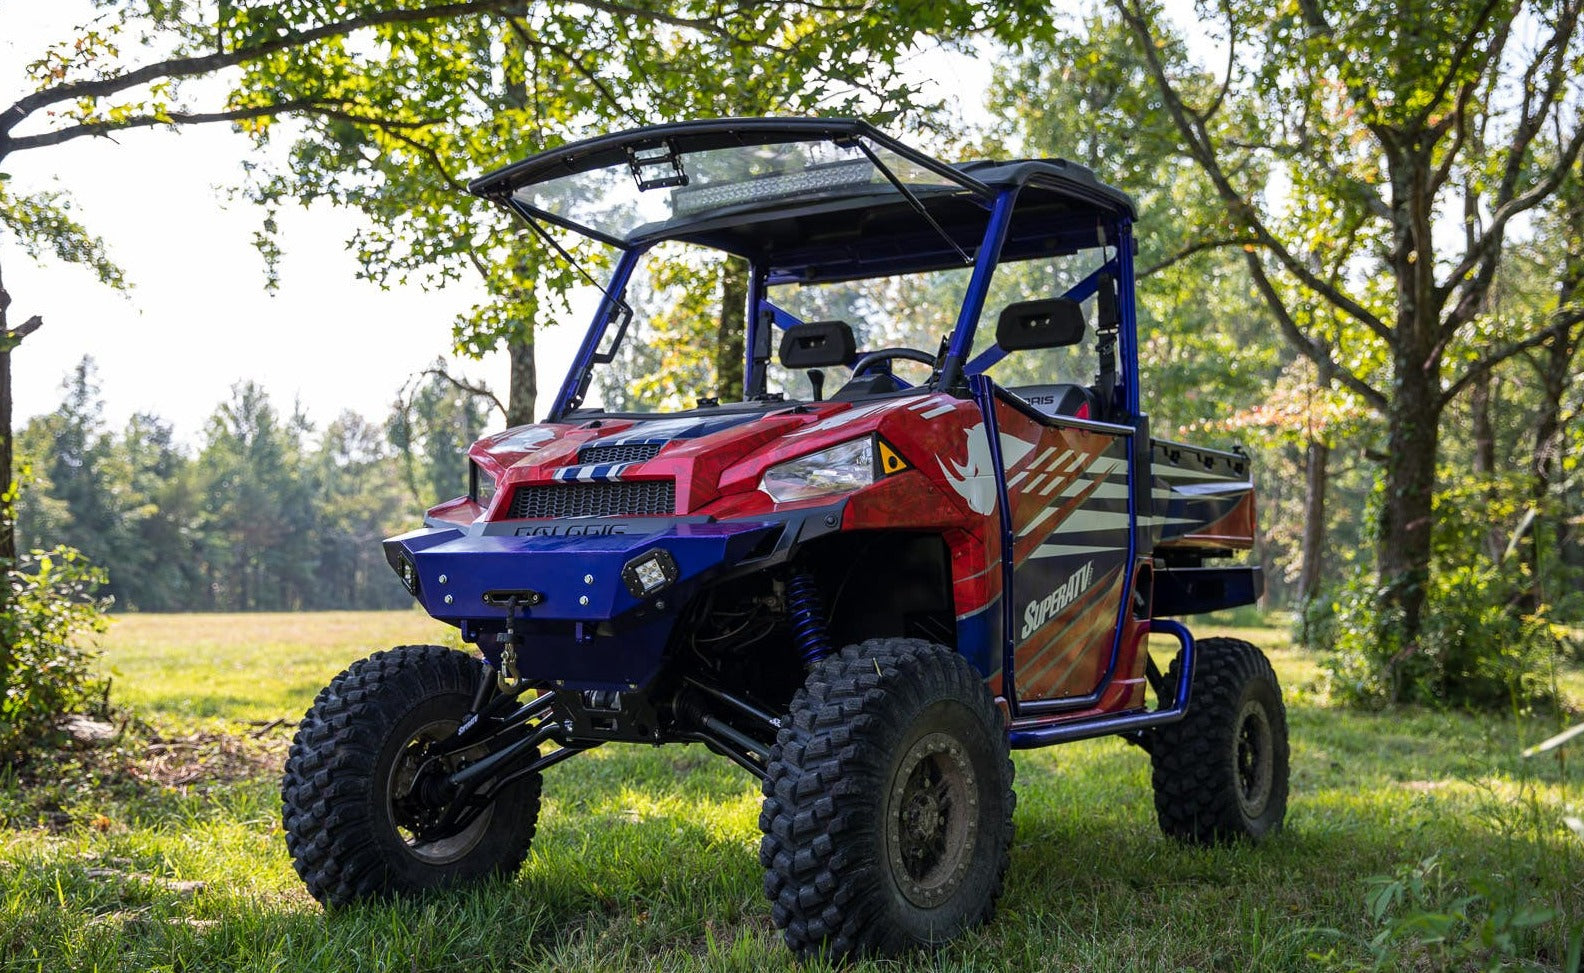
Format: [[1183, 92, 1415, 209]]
[[1021, 560, 1096, 639], [602, 413, 759, 444], [876, 438, 911, 475], [990, 397, 1136, 703], [937, 422, 1036, 516], [794, 400, 897, 435], [552, 463, 639, 482]]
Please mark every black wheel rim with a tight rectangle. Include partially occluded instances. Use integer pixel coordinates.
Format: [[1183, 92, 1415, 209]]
[[386, 718, 494, 864], [886, 730, 979, 908], [1233, 699, 1274, 819]]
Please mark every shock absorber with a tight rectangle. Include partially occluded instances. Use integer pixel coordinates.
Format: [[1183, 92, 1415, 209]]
[[785, 571, 833, 667]]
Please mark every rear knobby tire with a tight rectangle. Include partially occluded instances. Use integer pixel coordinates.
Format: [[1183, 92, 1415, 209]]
[[1150, 636, 1289, 844], [759, 638, 1015, 960], [281, 644, 541, 906]]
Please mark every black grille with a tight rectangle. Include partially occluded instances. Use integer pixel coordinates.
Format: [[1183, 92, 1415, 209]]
[[508, 481, 675, 519], [577, 442, 664, 465]]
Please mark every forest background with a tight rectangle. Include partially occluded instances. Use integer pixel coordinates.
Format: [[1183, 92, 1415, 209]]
[[3, 0, 1582, 714]]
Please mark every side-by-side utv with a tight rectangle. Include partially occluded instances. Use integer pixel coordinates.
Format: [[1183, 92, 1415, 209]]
[[282, 117, 1287, 960]]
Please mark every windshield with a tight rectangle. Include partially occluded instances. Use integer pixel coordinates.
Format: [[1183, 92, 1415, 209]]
[[572, 242, 1108, 415], [512, 138, 966, 244]]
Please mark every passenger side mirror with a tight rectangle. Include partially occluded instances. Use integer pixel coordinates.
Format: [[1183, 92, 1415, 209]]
[[996, 299, 1086, 351], [779, 320, 857, 369]]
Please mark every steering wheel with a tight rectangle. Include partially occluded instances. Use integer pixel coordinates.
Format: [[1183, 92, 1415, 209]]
[[850, 347, 937, 376]]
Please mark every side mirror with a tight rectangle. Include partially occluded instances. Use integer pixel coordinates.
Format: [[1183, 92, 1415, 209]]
[[779, 320, 856, 369], [996, 298, 1086, 351]]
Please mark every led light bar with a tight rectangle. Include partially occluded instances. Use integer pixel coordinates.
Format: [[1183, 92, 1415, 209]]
[[670, 159, 875, 216]]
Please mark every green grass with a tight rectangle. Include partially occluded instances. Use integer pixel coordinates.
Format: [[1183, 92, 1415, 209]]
[[2, 612, 1581, 971]]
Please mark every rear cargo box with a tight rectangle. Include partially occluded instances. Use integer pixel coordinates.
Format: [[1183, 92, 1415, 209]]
[[1150, 439, 1255, 556]]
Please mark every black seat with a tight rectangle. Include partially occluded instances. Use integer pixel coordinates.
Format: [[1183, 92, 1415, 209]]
[[1007, 383, 1097, 420]]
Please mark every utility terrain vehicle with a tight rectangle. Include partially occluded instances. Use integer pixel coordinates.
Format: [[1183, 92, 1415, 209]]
[[283, 118, 1287, 959]]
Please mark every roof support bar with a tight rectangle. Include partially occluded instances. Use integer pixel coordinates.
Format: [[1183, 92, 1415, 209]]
[[851, 139, 973, 267]]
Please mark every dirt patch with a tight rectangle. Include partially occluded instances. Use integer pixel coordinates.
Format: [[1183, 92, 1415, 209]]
[[128, 729, 288, 789], [3, 716, 296, 829]]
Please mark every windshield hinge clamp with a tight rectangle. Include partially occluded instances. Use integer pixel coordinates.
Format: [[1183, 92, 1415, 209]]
[[626, 140, 689, 191]]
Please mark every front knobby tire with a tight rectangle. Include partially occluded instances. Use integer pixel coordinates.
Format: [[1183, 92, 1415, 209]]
[[1150, 636, 1289, 844], [281, 644, 542, 906], [759, 638, 1015, 960]]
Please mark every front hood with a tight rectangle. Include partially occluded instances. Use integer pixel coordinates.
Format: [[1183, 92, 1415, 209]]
[[454, 395, 970, 525]]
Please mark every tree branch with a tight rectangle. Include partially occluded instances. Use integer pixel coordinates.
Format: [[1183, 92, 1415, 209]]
[[1294, 0, 1398, 151], [506, 18, 643, 125], [1438, 315, 1582, 408], [421, 367, 505, 418], [1426, 77, 1479, 198], [0, 1, 519, 141], [1438, 0, 1584, 319], [5, 96, 456, 155], [12, 315, 43, 342], [1114, 0, 1392, 341], [1243, 251, 1388, 411], [1, 315, 43, 352], [1439, 118, 1584, 334], [377, 128, 467, 193], [1137, 237, 1253, 277], [1412, 0, 1504, 131], [1194, 0, 1237, 123]]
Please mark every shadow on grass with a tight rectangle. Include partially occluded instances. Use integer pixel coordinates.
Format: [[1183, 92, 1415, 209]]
[[4, 710, 1578, 972]]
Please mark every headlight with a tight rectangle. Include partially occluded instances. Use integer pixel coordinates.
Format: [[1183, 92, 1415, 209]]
[[760, 437, 875, 503], [469, 460, 497, 506]]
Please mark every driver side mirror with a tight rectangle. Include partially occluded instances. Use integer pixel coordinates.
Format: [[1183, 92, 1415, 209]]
[[779, 320, 857, 369], [997, 298, 1086, 352]]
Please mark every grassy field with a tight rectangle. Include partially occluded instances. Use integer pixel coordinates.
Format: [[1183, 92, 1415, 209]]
[[2, 611, 1581, 971]]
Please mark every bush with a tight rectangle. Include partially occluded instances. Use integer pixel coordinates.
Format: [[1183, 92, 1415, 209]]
[[1319, 569, 1566, 709], [1314, 854, 1569, 971], [1293, 588, 1338, 651], [1318, 482, 1572, 710], [0, 546, 111, 762]]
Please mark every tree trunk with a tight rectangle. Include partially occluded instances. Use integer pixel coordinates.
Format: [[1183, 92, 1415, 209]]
[[1470, 370, 1495, 476], [715, 257, 748, 402], [1297, 436, 1328, 604], [1375, 147, 1443, 679], [1376, 349, 1439, 669], [1527, 322, 1580, 586], [0, 306, 12, 699], [1, 253, 19, 687], [1468, 370, 1504, 561], [506, 328, 536, 427], [1, 336, 12, 570]]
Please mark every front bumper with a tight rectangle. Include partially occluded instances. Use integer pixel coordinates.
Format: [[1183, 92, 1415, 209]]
[[387, 520, 779, 625], [383, 520, 780, 690]]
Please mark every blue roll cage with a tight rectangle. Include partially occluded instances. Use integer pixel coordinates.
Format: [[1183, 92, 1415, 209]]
[[545, 188, 1143, 424], [531, 195, 1197, 741]]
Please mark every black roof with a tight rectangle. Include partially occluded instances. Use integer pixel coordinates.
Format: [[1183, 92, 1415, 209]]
[[957, 158, 1136, 218], [470, 118, 1136, 276]]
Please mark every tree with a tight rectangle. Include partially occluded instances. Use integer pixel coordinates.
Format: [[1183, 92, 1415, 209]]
[[114, 412, 204, 611], [2, 0, 578, 666], [1114, 0, 1584, 644], [231, 1, 1057, 422], [313, 410, 412, 609], [990, 11, 1315, 604], [21, 360, 134, 604], [388, 362, 496, 507]]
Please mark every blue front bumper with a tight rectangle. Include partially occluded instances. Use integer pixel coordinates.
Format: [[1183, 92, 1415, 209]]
[[384, 520, 779, 690]]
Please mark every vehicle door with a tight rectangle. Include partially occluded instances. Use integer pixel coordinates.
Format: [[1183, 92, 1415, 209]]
[[974, 297, 1135, 709]]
